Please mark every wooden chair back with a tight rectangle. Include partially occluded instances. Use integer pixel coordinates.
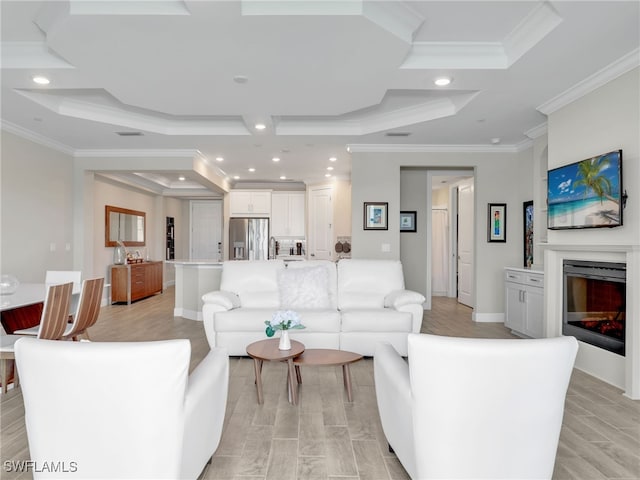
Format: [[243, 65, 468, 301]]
[[64, 277, 104, 340], [37, 282, 73, 340]]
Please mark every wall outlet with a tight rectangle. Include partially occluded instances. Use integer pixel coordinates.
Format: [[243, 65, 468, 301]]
[[381, 243, 391, 252], [49, 243, 56, 252], [65, 243, 71, 252]]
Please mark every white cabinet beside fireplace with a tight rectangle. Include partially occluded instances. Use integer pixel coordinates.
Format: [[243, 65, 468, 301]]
[[504, 268, 544, 338]]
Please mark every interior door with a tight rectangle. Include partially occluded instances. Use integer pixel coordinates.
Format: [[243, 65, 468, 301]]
[[457, 179, 474, 307], [190, 200, 222, 260], [308, 186, 333, 260]]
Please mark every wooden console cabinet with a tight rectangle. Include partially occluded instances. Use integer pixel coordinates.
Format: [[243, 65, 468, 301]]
[[111, 261, 163, 305]]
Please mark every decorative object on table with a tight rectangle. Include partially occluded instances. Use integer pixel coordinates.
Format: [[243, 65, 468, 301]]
[[523, 201, 534, 267], [487, 203, 507, 243], [0, 274, 19, 295], [264, 310, 305, 350], [364, 202, 388, 230], [400, 211, 417, 232], [113, 240, 127, 265]]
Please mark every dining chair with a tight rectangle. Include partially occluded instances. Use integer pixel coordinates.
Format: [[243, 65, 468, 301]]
[[0, 282, 73, 393], [374, 333, 578, 479], [14, 278, 104, 340], [45, 270, 81, 316], [63, 277, 104, 341]]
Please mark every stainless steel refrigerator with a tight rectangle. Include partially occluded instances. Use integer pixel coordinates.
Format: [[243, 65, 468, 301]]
[[229, 217, 270, 260]]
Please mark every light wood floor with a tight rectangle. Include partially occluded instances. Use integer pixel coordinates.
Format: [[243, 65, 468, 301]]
[[2, 288, 639, 480]]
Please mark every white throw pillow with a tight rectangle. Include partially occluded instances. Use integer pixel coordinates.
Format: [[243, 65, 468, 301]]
[[278, 266, 331, 309]]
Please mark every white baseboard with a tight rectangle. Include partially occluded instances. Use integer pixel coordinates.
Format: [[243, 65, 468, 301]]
[[472, 312, 505, 323], [174, 307, 203, 321]]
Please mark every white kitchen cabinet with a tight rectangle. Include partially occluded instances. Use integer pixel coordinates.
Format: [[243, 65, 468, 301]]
[[229, 191, 271, 216], [504, 268, 544, 338], [271, 192, 305, 237]]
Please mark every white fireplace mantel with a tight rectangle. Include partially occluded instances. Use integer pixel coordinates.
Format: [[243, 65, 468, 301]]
[[542, 243, 640, 399]]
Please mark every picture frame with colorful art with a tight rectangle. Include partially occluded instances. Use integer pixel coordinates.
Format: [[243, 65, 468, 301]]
[[523, 200, 533, 267], [399, 211, 417, 232], [487, 203, 507, 242], [363, 202, 388, 230]]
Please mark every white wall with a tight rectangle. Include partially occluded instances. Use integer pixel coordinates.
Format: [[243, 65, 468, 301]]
[[400, 169, 428, 296], [545, 67, 640, 397], [1, 131, 75, 282], [351, 150, 533, 318], [93, 177, 160, 282], [548, 68, 639, 246]]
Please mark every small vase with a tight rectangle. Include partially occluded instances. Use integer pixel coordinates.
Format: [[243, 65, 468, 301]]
[[279, 330, 291, 350], [113, 242, 126, 265]]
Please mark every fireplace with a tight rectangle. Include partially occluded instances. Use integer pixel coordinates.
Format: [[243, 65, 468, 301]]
[[563, 260, 626, 356]]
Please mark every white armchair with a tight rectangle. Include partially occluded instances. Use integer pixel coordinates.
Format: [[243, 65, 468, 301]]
[[374, 333, 578, 479], [15, 337, 229, 480]]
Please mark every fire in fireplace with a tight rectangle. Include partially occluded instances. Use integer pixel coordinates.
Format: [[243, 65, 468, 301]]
[[563, 260, 626, 356]]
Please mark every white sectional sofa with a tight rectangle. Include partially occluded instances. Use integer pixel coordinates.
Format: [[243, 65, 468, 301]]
[[201, 259, 425, 356]]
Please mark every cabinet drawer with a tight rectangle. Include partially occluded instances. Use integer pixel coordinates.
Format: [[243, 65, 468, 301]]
[[504, 270, 526, 284], [526, 273, 544, 287]]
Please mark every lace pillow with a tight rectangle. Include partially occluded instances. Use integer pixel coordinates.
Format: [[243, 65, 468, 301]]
[[278, 265, 331, 309]]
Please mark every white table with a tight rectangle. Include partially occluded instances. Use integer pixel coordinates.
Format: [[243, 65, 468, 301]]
[[1, 283, 50, 312], [1, 283, 81, 311]]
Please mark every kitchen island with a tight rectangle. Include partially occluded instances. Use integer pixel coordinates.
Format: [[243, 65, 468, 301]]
[[167, 260, 222, 320]]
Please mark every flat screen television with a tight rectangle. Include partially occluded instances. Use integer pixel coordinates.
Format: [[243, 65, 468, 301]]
[[547, 149, 623, 230]]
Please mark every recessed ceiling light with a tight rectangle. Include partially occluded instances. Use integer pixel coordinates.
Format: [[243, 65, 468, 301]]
[[255, 123, 266, 130], [280, 176, 286, 180], [329, 157, 337, 162], [325, 173, 331, 178], [491, 137, 501, 144], [248, 168, 256, 172], [233, 175, 240, 180], [434, 77, 452, 86], [215, 156, 224, 162], [233, 75, 248, 84], [327, 166, 334, 171], [178, 176, 186, 181], [272, 157, 280, 162], [32, 75, 50, 85]]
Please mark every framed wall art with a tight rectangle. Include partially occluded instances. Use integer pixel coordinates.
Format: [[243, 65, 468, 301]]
[[400, 211, 416, 232], [523, 200, 533, 267], [487, 203, 507, 242], [364, 202, 388, 230]]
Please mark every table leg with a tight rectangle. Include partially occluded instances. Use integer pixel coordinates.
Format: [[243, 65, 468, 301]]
[[343, 364, 354, 402], [0, 360, 7, 394], [287, 359, 298, 405], [253, 358, 264, 404], [295, 365, 302, 384]]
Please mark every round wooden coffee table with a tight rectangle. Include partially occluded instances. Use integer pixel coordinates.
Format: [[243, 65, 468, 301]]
[[246, 338, 305, 405], [292, 349, 363, 402]]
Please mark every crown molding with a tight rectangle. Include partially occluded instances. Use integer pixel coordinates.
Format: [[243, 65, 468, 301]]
[[537, 48, 640, 115], [524, 122, 547, 139], [74, 148, 201, 158], [346, 143, 527, 154], [1, 120, 75, 155]]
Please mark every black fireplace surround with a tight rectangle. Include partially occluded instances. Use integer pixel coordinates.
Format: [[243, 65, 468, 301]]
[[563, 260, 626, 356]]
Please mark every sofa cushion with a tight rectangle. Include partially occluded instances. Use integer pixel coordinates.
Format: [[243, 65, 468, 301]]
[[296, 310, 341, 333], [384, 290, 426, 308], [341, 309, 412, 333], [215, 309, 276, 332], [277, 265, 331, 309], [219, 260, 285, 308], [338, 259, 405, 310], [215, 309, 340, 333], [286, 260, 338, 309]]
